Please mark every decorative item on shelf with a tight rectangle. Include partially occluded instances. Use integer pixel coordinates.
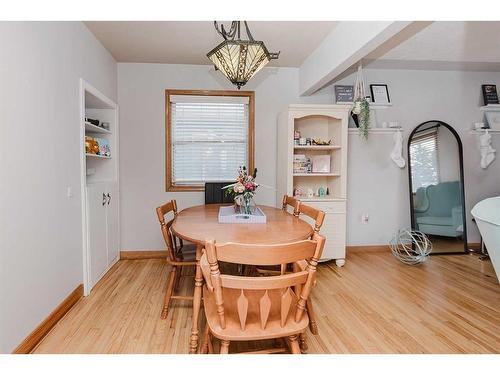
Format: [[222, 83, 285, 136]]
[[294, 130, 301, 145], [334, 85, 354, 103], [479, 129, 496, 169], [96, 138, 111, 157], [474, 122, 487, 130], [305, 138, 312, 146], [370, 84, 390, 104], [311, 155, 331, 173], [85, 117, 100, 127], [101, 122, 110, 131], [482, 84, 499, 105], [299, 137, 306, 146], [312, 139, 332, 146], [207, 21, 280, 89], [306, 188, 314, 198], [85, 136, 99, 155], [390, 229, 432, 265], [485, 111, 500, 129], [351, 65, 371, 140], [293, 187, 303, 198], [318, 187, 327, 197], [222, 166, 259, 215]]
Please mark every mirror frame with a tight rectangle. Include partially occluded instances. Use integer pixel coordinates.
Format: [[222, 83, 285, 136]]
[[407, 120, 468, 254]]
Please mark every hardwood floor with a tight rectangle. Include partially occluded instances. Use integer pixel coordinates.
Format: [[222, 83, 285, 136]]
[[33, 251, 500, 354]]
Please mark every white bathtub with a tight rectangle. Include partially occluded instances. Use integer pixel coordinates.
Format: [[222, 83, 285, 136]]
[[471, 196, 500, 283]]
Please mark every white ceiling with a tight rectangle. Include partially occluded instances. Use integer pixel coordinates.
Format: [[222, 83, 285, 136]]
[[365, 21, 500, 71], [85, 21, 337, 67]]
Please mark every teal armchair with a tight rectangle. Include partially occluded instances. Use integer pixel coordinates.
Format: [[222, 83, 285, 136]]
[[414, 181, 463, 238]]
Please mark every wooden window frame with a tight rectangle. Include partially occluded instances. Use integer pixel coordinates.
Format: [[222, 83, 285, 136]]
[[165, 89, 255, 192]]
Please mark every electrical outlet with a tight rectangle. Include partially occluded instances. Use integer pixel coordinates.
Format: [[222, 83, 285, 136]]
[[361, 213, 369, 224]]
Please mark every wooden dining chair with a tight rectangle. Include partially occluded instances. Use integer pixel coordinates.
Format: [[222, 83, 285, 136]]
[[156, 200, 197, 319], [297, 203, 325, 234], [199, 233, 325, 354], [294, 202, 325, 336], [205, 182, 235, 204], [282, 195, 300, 216]]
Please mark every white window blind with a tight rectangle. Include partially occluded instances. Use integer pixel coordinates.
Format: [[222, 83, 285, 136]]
[[410, 130, 440, 192], [170, 96, 249, 186]]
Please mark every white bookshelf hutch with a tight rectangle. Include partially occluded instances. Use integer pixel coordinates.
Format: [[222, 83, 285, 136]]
[[277, 104, 350, 266], [80, 79, 120, 295]]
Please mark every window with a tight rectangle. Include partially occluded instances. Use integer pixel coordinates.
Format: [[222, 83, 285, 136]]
[[409, 130, 440, 192], [165, 90, 254, 191]]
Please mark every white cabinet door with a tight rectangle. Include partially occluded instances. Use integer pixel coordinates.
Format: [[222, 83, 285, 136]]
[[105, 182, 120, 264], [87, 183, 108, 289], [303, 200, 347, 263]]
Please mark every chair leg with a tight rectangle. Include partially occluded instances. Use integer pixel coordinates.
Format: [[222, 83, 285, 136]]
[[287, 335, 301, 354], [200, 325, 210, 354], [299, 333, 308, 353], [173, 266, 182, 292], [306, 299, 318, 335], [220, 340, 230, 354], [161, 266, 177, 319], [207, 330, 214, 354]]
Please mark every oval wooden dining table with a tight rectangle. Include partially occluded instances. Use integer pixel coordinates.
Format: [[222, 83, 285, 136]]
[[171, 204, 314, 353]]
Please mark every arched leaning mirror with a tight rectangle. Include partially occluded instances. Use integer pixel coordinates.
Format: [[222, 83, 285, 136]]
[[408, 121, 467, 254]]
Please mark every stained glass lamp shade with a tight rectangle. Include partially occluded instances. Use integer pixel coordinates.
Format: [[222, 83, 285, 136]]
[[207, 22, 279, 89]]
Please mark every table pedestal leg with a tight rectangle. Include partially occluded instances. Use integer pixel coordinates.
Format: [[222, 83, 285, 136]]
[[189, 244, 203, 354]]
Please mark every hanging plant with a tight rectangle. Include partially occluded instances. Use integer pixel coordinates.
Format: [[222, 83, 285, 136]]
[[351, 65, 371, 140], [358, 98, 371, 140]]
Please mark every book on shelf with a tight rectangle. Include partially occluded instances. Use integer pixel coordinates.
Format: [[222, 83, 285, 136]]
[[293, 154, 311, 173]]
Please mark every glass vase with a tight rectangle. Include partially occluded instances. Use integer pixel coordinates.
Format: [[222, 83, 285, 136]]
[[235, 194, 254, 215]]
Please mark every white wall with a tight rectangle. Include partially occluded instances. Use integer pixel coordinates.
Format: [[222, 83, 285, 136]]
[[337, 68, 500, 245], [118, 65, 500, 252], [0, 22, 116, 353], [117, 63, 332, 251]]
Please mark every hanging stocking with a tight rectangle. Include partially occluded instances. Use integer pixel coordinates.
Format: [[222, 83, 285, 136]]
[[480, 130, 496, 169], [390, 130, 406, 168]]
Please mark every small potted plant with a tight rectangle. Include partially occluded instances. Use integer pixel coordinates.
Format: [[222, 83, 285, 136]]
[[223, 166, 259, 215]]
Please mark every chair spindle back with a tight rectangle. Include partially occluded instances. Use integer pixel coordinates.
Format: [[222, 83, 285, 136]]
[[201, 234, 325, 331], [156, 200, 181, 262]]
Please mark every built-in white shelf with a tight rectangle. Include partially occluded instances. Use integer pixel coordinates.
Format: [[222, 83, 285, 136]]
[[348, 128, 402, 134], [294, 145, 341, 150], [337, 102, 393, 109], [470, 129, 500, 134], [86, 153, 112, 159], [85, 121, 112, 134], [293, 173, 340, 177], [480, 104, 500, 112]]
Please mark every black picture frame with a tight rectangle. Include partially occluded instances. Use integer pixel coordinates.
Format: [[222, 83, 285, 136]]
[[370, 84, 390, 104], [482, 84, 499, 105]]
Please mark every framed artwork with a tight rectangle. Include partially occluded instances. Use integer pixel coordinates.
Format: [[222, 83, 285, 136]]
[[370, 84, 390, 104], [312, 155, 331, 173], [482, 84, 499, 105], [334, 85, 354, 103], [485, 111, 500, 129]]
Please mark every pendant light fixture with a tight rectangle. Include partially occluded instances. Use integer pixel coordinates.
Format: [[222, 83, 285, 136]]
[[207, 21, 279, 89]]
